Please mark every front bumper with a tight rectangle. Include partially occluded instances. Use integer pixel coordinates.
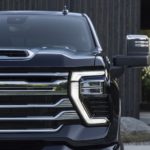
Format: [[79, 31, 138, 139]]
[[0, 143, 120, 150], [39, 144, 120, 150], [0, 118, 119, 149]]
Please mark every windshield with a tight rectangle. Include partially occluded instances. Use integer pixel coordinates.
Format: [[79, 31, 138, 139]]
[[0, 14, 95, 53]]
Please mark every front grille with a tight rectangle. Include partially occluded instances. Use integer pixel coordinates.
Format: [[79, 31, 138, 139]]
[[0, 72, 80, 133]]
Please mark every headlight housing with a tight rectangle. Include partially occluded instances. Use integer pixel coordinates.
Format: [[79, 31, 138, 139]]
[[70, 71, 109, 125]]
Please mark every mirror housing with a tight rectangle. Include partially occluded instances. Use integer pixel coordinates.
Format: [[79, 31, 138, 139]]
[[113, 35, 150, 67]]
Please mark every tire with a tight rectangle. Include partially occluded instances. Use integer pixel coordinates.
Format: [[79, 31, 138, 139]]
[[120, 142, 124, 150]]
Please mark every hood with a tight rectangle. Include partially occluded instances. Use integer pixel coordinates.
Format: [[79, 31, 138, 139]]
[[0, 48, 105, 69]]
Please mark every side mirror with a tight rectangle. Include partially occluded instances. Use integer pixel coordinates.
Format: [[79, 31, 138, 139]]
[[113, 35, 150, 67]]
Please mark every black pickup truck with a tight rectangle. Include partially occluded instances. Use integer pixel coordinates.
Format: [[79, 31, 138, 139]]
[[0, 9, 149, 150]]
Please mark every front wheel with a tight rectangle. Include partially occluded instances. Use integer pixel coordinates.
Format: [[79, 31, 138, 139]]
[[120, 141, 124, 150]]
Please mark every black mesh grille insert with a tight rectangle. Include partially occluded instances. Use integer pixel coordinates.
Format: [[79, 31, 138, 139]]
[[82, 96, 111, 119], [0, 95, 66, 105]]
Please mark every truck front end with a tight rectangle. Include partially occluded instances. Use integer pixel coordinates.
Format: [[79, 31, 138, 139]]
[[0, 11, 121, 150]]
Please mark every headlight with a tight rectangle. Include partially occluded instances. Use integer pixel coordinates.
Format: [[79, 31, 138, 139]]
[[70, 71, 109, 125], [80, 78, 104, 96]]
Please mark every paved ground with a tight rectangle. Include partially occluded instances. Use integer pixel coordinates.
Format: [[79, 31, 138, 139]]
[[125, 144, 150, 150], [140, 112, 150, 125]]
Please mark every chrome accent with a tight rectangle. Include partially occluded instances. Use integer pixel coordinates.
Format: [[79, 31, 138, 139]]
[[0, 79, 68, 95], [0, 111, 79, 121], [0, 98, 72, 108], [0, 125, 63, 133], [71, 71, 105, 82], [0, 80, 67, 89], [105, 69, 108, 80], [71, 71, 108, 125], [135, 44, 149, 47], [135, 41, 149, 44], [0, 49, 34, 60], [0, 72, 79, 133], [27, 49, 34, 59], [127, 35, 148, 40], [0, 73, 68, 77], [0, 90, 67, 95]]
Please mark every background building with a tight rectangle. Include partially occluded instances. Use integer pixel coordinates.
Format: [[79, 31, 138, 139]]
[[0, 0, 142, 117]]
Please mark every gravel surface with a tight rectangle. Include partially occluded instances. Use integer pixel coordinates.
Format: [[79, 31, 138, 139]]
[[121, 117, 150, 143], [121, 117, 150, 133], [125, 144, 150, 150]]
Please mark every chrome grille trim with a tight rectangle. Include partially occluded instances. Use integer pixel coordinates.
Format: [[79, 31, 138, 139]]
[[0, 111, 79, 121], [0, 72, 80, 133], [0, 72, 68, 95], [0, 125, 63, 133], [0, 80, 67, 89], [0, 73, 69, 77], [0, 90, 67, 95], [0, 98, 72, 108], [0, 79, 67, 95]]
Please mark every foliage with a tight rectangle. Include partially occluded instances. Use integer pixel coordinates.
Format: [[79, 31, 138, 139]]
[[140, 30, 150, 37], [140, 30, 150, 103], [121, 132, 150, 143], [142, 67, 150, 102]]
